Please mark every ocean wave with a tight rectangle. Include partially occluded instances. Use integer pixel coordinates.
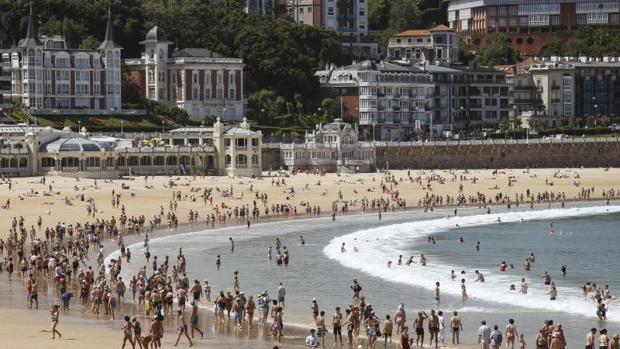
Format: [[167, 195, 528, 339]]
[[323, 205, 620, 321]]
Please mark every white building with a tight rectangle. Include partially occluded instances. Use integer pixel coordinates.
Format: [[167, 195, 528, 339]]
[[125, 27, 246, 122], [0, 6, 122, 114], [280, 119, 375, 172]]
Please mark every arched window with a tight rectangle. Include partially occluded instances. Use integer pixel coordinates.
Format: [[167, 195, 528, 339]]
[[19, 158, 28, 168], [117, 156, 126, 166], [0, 158, 8, 168], [153, 156, 165, 166], [180, 156, 190, 165], [225, 154, 231, 167], [10, 158, 18, 168], [251, 154, 259, 167]]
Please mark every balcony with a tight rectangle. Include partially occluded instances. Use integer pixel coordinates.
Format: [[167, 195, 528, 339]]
[[551, 85, 560, 90], [513, 86, 537, 91], [235, 146, 248, 151]]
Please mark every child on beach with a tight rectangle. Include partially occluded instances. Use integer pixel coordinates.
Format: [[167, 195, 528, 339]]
[[519, 333, 526, 349]]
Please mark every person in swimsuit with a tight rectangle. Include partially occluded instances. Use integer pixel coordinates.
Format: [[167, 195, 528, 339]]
[[190, 301, 204, 339], [506, 318, 519, 349], [395, 304, 406, 334], [428, 310, 440, 348], [50, 304, 62, 339], [414, 311, 428, 348], [122, 315, 135, 349], [174, 310, 193, 347], [384, 314, 394, 346], [400, 326, 412, 349], [316, 311, 327, 347], [332, 307, 343, 346], [450, 311, 463, 345]]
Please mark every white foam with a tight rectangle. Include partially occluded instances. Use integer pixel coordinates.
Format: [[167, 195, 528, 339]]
[[323, 206, 620, 322]]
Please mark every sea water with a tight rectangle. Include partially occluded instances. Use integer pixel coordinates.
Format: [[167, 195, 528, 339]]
[[110, 203, 620, 346]]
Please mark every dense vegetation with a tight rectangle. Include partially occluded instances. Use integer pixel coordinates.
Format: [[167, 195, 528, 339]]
[[542, 27, 620, 57]]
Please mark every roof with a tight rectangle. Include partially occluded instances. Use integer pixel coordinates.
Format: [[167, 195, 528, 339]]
[[142, 26, 170, 44], [169, 126, 214, 134], [40, 137, 113, 153], [393, 29, 431, 37], [224, 127, 257, 136], [172, 48, 223, 59], [19, 4, 42, 48], [99, 7, 122, 50], [429, 24, 454, 32]]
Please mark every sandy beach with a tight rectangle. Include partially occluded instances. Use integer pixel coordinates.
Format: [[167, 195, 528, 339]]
[[1, 168, 619, 242], [1, 168, 619, 349]]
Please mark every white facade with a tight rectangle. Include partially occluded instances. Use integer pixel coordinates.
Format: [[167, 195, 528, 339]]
[[126, 27, 246, 122], [280, 119, 375, 172], [0, 7, 122, 113]]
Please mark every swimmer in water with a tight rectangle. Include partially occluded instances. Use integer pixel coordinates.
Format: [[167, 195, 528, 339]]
[[300, 235, 305, 245], [353, 247, 359, 253], [405, 256, 414, 266], [475, 241, 480, 252], [450, 270, 456, 280], [215, 255, 221, 269], [341, 243, 346, 253], [475, 270, 485, 282], [397, 255, 403, 265], [519, 278, 528, 294], [387, 261, 392, 268], [461, 279, 468, 300]]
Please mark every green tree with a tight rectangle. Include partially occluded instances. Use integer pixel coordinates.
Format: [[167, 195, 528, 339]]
[[541, 37, 562, 56], [39, 18, 87, 48], [476, 33, 520, 66]]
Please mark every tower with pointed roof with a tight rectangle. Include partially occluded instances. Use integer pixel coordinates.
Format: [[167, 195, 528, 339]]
[[100, 6, 122, 110], [18, 2, 44, 109]]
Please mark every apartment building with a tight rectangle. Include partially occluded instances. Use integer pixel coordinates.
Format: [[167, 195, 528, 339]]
[[287, 0, 378, 59], [0, 7, 122, 114], [316, 59, 511, 140], [125, 27, 245, 121], [446, 0, 620, 54], [529, 56, 620, 127]]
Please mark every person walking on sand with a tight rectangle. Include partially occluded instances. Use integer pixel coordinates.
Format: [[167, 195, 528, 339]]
[[174, 310, 193, 347], [50, 304, 62, 339], [190, 301, 204, 339], [122, 315, 136, 349]]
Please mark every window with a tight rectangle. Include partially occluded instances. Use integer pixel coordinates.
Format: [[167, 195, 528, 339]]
[[308, 6, 312, 13], [327, 7, 334, 15], [359, 9, 365, 16], [229, 88, 235, 99], [229, 72, 235, 84], [299, 7, 304, 15]]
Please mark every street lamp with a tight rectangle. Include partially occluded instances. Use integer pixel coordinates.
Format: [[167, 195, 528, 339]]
[[161, 120, 165, 133], [78, 120, 81, 132], [121, 120, 124, 136]]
